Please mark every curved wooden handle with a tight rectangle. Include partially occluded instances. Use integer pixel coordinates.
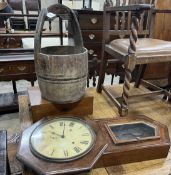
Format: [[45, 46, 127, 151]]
[[34, 8, 48, 63], [34, 4, 84, 61], [69, 8, 84, 48], [47, 3, 84, 48]]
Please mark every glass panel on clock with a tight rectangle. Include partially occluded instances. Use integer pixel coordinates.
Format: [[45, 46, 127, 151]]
[[106, 121, 160, 145]]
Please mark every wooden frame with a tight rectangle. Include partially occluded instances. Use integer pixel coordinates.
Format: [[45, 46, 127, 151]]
[[14, 104, 170, 175], [97, 2, 171, 116], [105, 121, 160, 145]]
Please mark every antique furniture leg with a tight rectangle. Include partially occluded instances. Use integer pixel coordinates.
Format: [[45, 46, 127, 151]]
[[97, 2, 111, 93], [134, 64, 147, 88], [111, 74, 114, 85], [92, 57, 98, 87], [120, 56, 136, 116], [87, 57, 98, 87], [119, 13, 139, 116], [93, 73, 97, 87], [97, 52, 108, 92], [31, 81, 34, 87], [12, 80, 17, 94], [87, 76, 90, 87], [119, 78, 124, 84]]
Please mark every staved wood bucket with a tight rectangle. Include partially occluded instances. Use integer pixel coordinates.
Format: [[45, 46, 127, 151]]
[[34, 4, 88, 103]]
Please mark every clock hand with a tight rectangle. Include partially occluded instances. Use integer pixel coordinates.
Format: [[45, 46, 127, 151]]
[[51, 131, 62, 137], [62, 122, 66, 138]]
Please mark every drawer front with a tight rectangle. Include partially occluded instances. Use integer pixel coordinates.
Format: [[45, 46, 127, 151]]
[[79, 14, 117, 30], [10, 64, 31, 74], [79, 14, 103, 30], [82, 30, 102, 43], [0, 66, 10, 75], [84, 43, 102, 60]]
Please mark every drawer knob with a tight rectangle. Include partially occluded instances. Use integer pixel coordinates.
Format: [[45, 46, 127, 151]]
[[89, 34, 95, 40], [89, 49, 94, 55], [91, 17, 97, 24], [93, 54, 98, 57], [0, 68, 4, 73], [17, 66, 26, 71]]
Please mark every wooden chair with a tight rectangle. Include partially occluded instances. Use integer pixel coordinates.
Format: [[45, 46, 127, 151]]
[[97, 0, 171, 116], [25, 0, 41, 30], [7, 0, 26, 30]]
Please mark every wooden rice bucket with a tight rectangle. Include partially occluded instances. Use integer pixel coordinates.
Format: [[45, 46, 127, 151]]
[[34, 4, 88, 103]]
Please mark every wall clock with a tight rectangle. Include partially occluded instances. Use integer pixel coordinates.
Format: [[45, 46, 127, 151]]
[[17, 116, 108, 175], [30, 117, 96, 162], [17, 115, 170, 174]]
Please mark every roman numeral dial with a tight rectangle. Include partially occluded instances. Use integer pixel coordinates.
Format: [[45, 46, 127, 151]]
[[30, 117, 96, 162]]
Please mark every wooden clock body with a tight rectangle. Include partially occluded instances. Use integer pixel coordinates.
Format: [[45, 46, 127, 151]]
[[95, 115, 170, 167], [17, 115, 170, 175], [17, 117, 108, 175]]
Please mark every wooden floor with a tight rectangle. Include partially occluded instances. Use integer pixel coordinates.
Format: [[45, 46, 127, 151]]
[[80, 84, 171, 175]]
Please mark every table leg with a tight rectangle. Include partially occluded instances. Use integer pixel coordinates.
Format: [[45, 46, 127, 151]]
[[12, 81, 17, 94]]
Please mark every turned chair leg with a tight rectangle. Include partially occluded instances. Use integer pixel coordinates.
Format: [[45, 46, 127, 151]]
[[119, 13, 140, 116], [120, 56, 136, 116], [97, 52, 108, 93]]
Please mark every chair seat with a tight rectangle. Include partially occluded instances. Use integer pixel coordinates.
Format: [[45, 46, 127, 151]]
[[107, 38, 171, 59]]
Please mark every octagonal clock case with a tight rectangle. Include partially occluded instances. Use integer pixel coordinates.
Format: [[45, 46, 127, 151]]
[[16, 116, 108, 175], [17, 115, 170, 175]]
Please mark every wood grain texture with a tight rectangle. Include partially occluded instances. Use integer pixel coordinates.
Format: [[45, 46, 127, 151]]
[[8, 85, 171, 175], [8, 142, 23, 175], [97, 84, 171, 175], [8, 95, 33, 175], [17, 118, 108, 175], [96, 116, 170, 167], [28, 87, 94, 122], [0, 130, 7, 175], [18, 95, 32, 132], [144, 0, 171, 81]]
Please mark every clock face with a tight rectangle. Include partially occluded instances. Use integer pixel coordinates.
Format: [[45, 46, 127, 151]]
[[30, 117, 96, 162]]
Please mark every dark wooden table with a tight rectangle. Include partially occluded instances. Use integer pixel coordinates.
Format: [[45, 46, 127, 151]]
[[0, 54, 36, 113]]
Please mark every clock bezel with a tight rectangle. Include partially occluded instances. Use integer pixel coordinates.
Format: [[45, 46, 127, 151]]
[[29, 117, 96, 162]]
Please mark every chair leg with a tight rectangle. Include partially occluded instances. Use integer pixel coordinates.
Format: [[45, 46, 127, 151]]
[[97, 52, 108, 93], [134, 64, 147, 88], [120, 57, 136, 116]]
